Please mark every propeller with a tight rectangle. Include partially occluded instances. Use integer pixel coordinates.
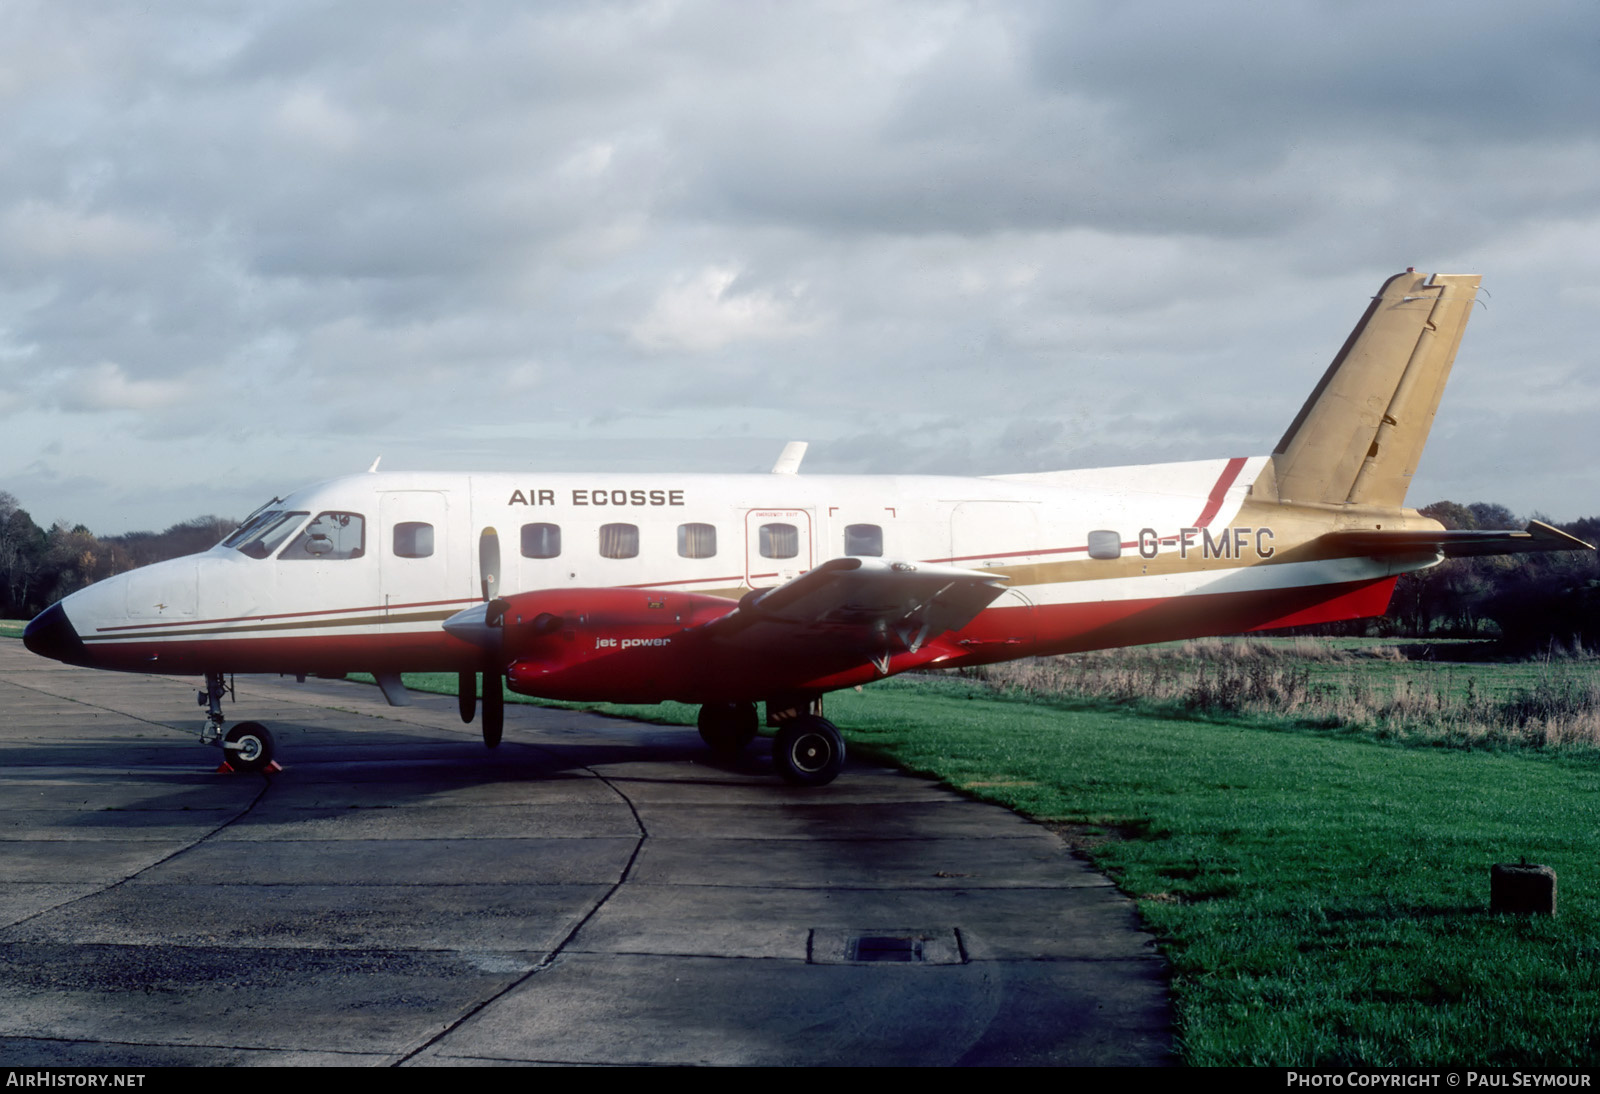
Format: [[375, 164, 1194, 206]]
[[459, 527, 504, 748]]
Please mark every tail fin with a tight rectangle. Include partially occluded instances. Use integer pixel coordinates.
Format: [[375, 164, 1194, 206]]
[[1272, 270, 1481, 509]]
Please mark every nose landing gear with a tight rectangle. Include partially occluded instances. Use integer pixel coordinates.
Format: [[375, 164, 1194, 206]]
[[198, 672, 279, 774]]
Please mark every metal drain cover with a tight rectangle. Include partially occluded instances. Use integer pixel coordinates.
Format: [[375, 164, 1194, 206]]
[[809, 928, 964, 965], [854, 935, 922, 962]]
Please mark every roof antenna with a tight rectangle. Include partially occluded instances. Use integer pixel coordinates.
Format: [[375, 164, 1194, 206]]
[[367, 456, 382, 473], [771, 441, 807, 475]]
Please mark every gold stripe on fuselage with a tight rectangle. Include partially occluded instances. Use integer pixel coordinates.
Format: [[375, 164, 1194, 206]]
[[82, 608, 460, 643]]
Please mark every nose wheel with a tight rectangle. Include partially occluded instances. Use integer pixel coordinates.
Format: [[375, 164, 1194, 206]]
[[222, 722, 277, 773]]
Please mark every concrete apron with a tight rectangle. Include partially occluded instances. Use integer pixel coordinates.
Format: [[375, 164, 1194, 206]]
[[0, 640, 1171, 1066]]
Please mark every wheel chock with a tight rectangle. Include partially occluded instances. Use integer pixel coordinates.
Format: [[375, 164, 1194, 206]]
[[213, 759, 284, 775]]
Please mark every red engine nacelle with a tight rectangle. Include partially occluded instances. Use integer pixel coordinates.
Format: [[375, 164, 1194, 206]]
[[496, 587, 739, 703]]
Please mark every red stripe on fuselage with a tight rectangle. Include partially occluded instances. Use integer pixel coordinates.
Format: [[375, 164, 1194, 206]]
[[1193, 456, 1248, 528]]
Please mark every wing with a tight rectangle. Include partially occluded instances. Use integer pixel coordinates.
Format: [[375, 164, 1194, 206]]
[[704, 557, 1010, 676], [1324, 520, 1594, 559], [462, 558, 1010, 704]]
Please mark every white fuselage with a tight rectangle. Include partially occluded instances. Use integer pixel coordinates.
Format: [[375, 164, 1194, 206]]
[[46, 456, 1418, 683]]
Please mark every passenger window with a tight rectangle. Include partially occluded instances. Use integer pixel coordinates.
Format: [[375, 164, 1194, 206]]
[[521, 523, 561, 559], [677, 523, 717, 559], [1087, 530, 1122, 560], [394, 521, 434, 559], [844, 524, 883, 557], [281, 512, 365, 561], [599, 523, 639, 559], [760, 523, 799, 559]]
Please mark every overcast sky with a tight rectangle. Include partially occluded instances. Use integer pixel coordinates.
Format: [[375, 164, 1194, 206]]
[[3, 0, 1597, 534]]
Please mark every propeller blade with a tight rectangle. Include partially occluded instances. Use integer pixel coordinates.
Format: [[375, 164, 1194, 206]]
[[479, 527, 501, 602], [482, 674, 503, 748], [457, 670, 475, 723]]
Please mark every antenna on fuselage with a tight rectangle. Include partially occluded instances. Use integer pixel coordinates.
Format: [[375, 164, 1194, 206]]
[[367, 456, 382, 473], [771, 441, 808, 475]]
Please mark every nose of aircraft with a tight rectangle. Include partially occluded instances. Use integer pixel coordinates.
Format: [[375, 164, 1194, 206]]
[[23, 602, 88, 666]]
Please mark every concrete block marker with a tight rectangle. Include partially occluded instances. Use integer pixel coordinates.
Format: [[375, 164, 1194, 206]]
[[1491, 861, 1557, 915]]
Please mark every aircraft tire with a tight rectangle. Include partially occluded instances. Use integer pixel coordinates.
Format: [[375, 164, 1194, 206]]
[[773, 716, 845, 787], [223, 722, 276, 773], [697, 702, 759, 757]]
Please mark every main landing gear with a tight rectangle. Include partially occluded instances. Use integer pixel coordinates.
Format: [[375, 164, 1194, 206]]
[[697, 702, 759, 758], [198, 672, 277, 773], [696, 701, 846, 787], [772, 715, 845, 787]]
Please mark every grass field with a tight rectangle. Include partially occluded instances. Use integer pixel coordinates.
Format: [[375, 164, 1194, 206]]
[[974, 638, 1600, 751], [378, 649, 1600, 1067], [0, 619, 26, 639]]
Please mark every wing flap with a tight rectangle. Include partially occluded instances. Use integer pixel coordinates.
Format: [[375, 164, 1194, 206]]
[[707, 557, 1008, 661]]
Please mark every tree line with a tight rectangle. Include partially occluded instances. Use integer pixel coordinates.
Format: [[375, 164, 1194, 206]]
[[0, 492, 235, 620], [1, 491, 1595, 648]]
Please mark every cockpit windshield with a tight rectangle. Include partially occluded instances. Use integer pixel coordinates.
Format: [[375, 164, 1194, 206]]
[[220, 496, 284, 549], [227, 510, 309, 559]]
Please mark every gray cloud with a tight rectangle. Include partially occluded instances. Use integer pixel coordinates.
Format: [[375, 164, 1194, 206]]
[[1, 0, 1596, 532]]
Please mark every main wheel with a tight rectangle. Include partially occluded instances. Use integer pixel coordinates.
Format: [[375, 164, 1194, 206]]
[[698, 702, 759, 758], [773, 716, 845, 787], [223, 722, 276, 773]]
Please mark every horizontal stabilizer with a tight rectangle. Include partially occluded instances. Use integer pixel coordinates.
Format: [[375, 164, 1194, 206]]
[[1323, 520, 1594, 559]]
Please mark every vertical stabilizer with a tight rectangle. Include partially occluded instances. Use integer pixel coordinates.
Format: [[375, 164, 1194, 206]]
[[1272, 271, 1481, 508]]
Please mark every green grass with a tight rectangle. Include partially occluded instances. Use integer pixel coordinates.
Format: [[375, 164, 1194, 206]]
[[375, 662, 1600, 1066], [828, 678, 1600, 1066], [0, 619, 26, 639]]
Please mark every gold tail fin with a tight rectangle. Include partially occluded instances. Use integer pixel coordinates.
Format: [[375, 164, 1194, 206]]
[[1272, 270, 1481, 509]]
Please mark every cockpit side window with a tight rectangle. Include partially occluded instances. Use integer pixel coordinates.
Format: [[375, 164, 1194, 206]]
[[280, 512, 366, 561], [232, 511, 308, 559]]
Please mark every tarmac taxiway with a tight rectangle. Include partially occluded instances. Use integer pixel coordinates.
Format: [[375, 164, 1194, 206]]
[[0, 639, 1170, 1066]]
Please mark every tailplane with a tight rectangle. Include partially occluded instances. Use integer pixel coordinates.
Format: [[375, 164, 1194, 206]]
[[1272, 270, 1481, 509]]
